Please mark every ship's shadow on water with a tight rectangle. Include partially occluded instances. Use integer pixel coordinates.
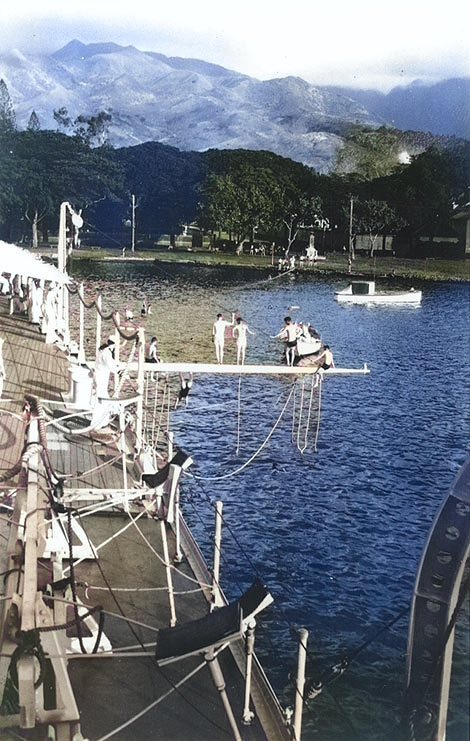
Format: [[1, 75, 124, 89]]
[[71, 263, 470, 741]]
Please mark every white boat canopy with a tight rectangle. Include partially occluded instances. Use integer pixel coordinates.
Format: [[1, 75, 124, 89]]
[[0, 240, 71, 284]]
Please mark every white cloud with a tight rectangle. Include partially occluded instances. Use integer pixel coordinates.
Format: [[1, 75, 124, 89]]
[[1, 0, 469, 90]]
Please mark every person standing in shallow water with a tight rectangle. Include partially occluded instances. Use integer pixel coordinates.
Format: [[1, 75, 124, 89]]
[[232, 317, 254, 365], [212, 312, 235, 364]]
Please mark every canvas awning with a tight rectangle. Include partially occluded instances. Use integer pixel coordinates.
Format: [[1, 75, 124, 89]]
[[0, 241, 71, 284]]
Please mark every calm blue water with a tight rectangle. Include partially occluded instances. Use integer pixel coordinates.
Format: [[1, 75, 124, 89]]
[[71, 262, 470, 741]]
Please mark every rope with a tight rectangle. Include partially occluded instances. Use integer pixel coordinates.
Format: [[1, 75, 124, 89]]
[[191, 382, 296, 481], [0, 629, 51, 715], [113, 338, 138, 397], [154, 375, 170, 449], [305, 605, 410, 701], [299, 377, 315, 454], [313, 374, 323, 452], [128, 509, 212, 592], [291, 381, 297, 444], [235, 375, 242, 456], [94, 659, 208, 741], [86, 585, 203, 595], [296, 378, 306, 451], [61, 453, 124, 482]]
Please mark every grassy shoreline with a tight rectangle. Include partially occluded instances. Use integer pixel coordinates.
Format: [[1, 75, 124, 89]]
[[68, 247, 470, 282]]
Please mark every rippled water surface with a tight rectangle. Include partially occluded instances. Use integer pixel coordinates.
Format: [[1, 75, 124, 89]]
[[71, 260, 470, 741]]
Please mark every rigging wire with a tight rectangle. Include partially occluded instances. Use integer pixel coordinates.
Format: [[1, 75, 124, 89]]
[[127, 508, 212, 591], [59, 503, 233, 737], [295, 377, 306, 451], [313, 373, 323, 452], [190, 382, 296, 481], [93, 659, 209, 741]]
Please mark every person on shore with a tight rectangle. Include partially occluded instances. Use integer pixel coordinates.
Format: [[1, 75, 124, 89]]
[[212, 312, 235, 364], [232, 317, 254, 365], [272, 316, 299, 366], [141, 301, 152, 317], [174, 373, 193, 408]]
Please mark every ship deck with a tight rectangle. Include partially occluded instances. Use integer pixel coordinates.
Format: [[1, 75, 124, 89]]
[[0, 296, 290, 741]]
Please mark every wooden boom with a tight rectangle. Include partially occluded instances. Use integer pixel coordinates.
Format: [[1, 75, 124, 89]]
[[134, 362, 370, 376]]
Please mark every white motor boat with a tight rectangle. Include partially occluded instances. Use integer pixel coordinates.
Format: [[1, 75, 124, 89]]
[[335, 280, 422, 305]]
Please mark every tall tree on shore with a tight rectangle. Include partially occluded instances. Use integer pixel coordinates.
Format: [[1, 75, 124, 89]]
[[277, 176, 323, 258], [353, 198, 406, 256], [198, 164, 284, 252], [4, 129, 124, 246]]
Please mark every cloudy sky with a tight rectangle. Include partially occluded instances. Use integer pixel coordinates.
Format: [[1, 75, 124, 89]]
[[2, 0, 469, 91]]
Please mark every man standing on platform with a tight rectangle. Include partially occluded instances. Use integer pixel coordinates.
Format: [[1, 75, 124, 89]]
[[233, 317, 254, 365], [212, 312, 235, 364]]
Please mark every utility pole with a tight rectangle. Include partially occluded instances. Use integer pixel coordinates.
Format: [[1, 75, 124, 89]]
[[349, 196, 355, 261], [131, 194, 136, 255]]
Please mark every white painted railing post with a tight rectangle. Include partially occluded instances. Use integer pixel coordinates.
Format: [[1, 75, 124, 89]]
[[57, 201, 70, 346], [206, 650, 243, 741], [113, 314, 121, 393], [212, 500, 224, 608], [96, 295, 102, 357], [293, 628, 308, 741], [161, 519, 177, 627], [18, 417, 41, 728], [135, 327, 145, 454], [120, 404, 128, 504], [78, 283, 85, 364], [242, 618, 256, 724]]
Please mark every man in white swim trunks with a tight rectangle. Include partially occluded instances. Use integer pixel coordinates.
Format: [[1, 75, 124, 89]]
[[212, 312, 235, 364], [232, 317, 255, 365]]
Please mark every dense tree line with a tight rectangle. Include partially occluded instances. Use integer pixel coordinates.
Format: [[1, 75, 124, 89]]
[[1, 77, 468, 256]]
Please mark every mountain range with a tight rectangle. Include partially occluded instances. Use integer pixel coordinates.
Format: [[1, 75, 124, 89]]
[[1, 40, 468, 172]]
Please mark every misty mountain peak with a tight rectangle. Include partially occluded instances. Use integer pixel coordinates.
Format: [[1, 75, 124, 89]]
[[0, 41, 467, 171]]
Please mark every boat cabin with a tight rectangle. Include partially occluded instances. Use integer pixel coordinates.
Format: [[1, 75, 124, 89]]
[[350, 281, 376, 295]]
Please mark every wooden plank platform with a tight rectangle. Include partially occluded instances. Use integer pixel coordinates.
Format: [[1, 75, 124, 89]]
[[0, 296, 70, 411], [1, 296, 127, 491]]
